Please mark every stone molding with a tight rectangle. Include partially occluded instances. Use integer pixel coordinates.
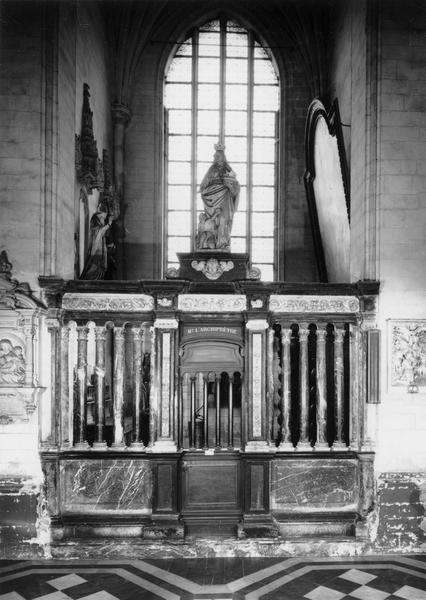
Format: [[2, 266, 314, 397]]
[[269, 295, 359, 313], [62, 293, 154, 312], [178, 294, 246, 312]]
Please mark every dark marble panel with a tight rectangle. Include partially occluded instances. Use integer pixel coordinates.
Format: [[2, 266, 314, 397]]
[[61, 459, 152, 512], [272, 459, 358, 509]]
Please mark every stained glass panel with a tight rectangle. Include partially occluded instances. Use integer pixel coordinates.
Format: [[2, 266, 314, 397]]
[[251, 212, 275, 236], [165, 83, 192, 109], [226, 59, 248, 84], [226, 84, 248, 110], [168, 211, 191, 236], [168, 236, 191, 262], [252, 137, 276, 163], [167, 57, 192, 82], [251, 237, 274, 262], [198, 110, 220, 135], [198, 57, 220, 82], [198, 84, 220, 108], [252, 187, 275, 212], [168, 135, 192, 161], [225, 110, 248, 136], [253, 111, 276, 137], [226, 32, 248, 58], [253, 85, 279, 111], [168, 110, 192, 134], [168, 185, 191, 210], [168, 161, 191, 184]]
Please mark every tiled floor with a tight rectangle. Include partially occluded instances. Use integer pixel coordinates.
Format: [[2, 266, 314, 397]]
[[0, 556, 425, 600]]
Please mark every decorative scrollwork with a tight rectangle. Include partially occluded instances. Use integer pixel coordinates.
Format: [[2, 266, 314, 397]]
[[62, 293, 154, 312], [191, 258, 234, 280], [178, 294, 246, 313], [269, 295, 359, 314]]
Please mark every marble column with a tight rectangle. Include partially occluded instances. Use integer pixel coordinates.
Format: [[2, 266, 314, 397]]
[[349, 323, 361, 451], [315, 325, 328, 449], [75, 325, 89, 449], [23, 322, 35, 386], [279, 325, 293, 450], [151, 318, 178, 452], [227, 373, 234, 449], [112, 326, 125, 448], [130, 326, 144, 449], [44, 319, 59, 447], [297, 324, 311, 450], [246, 319, 270, 452], [93, 326, 107, 449], [333, 326, 346, 449], [60, 324, 71, 447]]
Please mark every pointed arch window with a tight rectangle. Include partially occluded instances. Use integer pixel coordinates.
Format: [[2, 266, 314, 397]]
[[164, 18, 279, 280]]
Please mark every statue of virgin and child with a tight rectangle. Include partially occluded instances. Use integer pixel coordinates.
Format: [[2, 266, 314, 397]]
[[196, 143, 240, 251]]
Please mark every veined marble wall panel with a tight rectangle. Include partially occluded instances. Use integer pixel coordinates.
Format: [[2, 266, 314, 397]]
[[271, 459, 358, 511], [61, 459, 152, 513]]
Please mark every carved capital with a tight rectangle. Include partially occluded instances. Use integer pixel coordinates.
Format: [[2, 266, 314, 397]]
[[154, 318, 179, 330], [246, 319, 269, 332]]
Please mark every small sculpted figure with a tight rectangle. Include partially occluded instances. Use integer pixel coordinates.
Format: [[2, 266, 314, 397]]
[[196, 143, 240, 251], [80, 209, 113, 280]]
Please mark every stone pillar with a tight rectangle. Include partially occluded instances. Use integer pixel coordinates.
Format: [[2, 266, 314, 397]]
[[23, 322, 35, 386], [44, 318, 59, 447], [315, 324, 328, 449], [75, 325, 89, 449], [278, 324, 293, 450], [151, 318, 178, 452], [349, 323, 361, 451], [298, 324, 311, 450], [111, 103, 131, 199], [130, 326, 144, 449], [60, 324, 71, 447], [333, 326, 346, 449], [246, 319, 270, 452], [112, 326, 125, 448], [93, 326, 107, 449]]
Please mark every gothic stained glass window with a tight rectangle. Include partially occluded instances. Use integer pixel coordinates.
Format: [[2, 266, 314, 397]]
[[164, 18, 279, 281]]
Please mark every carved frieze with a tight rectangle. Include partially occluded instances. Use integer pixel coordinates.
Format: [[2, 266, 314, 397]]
[[178, 294, 246, 313], [191, 258, 234, 280], [0, 388, 41, 424], [62, 293, 154, 312], [390, 320, 426, 390], [269, 295, 359, 314]]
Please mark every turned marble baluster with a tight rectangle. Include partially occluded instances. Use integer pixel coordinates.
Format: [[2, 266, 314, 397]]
[[298, 324, 311, 450], [215, 374, 221, 448], [93, 326, 107, 448], [131, 327, 144, 448], [75, 325, 89, 448], [60, 324, 71, 447], [228, 373, 234, 449], [279, 325, 293, 450], [203, 374, 209, 449], [333, 326, 346, 449], [190, 375, 196, 448], [112, 327, 125, 448], [315, 324, 328, 449]]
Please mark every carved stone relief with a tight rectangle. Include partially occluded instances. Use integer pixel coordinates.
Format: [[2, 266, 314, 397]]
[[390, 320, 426, 391], [178, 294, 246, 313], [62, 293, 154, 312], [269, 295, 359, 314]]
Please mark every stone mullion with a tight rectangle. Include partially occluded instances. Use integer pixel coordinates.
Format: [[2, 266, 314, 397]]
[[279, 324, 293, 450], [297, 324, 311, 450], [333, 326, 346, 449], [315, 325, 328, 449], [75, 325, 89, 449], [93, 326, 107, 449]]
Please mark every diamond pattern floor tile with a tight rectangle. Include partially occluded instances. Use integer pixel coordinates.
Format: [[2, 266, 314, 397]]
[[349, 585, 391, 599], [394, 586, 426, 600], [304, 585, 346, 600], [47, 576, 87, 591], [340, 570, 378, 585]]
